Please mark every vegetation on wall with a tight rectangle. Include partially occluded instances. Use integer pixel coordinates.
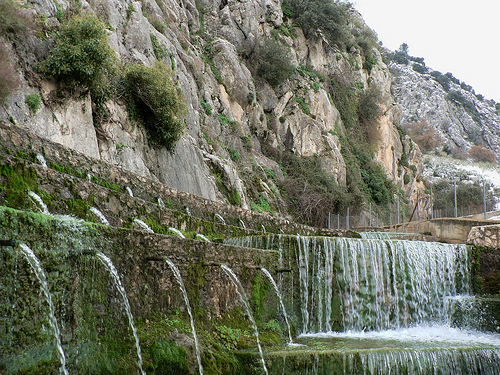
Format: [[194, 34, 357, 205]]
[[121, 61, 186, 150]]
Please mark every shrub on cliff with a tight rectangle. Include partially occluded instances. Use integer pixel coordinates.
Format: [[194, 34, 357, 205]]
[[36, 14, 117, 97], [255, 38, 295, 87], [121, 62, 186, 151], [286, 0, 352, 49]]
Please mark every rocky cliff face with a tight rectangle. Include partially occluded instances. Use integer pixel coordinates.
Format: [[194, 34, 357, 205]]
[[391, 60, 500, 155], [0, 0, 428, 223]]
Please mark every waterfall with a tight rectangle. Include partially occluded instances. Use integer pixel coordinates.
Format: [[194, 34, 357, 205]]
[[96, 252, 146, 375], [126, 186, 134, 197], [227, 235, 473, 333], [133, 218, 154, 233], [90, 207, 110, 225], [260, 267, 293, 344], [220, 264, 268, 375], [164, 258, 204, 375], [28, 190, 50, 215], [18, 244, 68, 375], [297, 236, 470, 333]]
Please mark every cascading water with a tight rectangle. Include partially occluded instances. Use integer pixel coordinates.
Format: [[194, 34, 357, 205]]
[[260, 267, 293, 344], [164, 258, 204, 375], [96, 252, 146, 375], [18, 243, 68, 375], [220, 264, 268, 375], [270, 235, 471, 333], [228, 234, 500, 374]]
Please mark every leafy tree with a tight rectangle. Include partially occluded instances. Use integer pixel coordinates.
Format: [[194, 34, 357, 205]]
[[431, 71, 450, 91]]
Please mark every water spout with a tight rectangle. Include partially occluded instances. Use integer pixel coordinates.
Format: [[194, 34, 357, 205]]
[[220, 264, 268, 375], [164, 258, 204, 375], [36, 153, 48, 168], [214, 213, 226, 225], [19, 243, 68, 375], [158, 197, 166, 209], [168, 227, 185, 238], [96, 252, 146, 375], [28, 190, 50, 215], [133, 218, 154, 233], [195, 233, 210, 242], [90, 207, 110, 226], [260, 267, 294, 344]]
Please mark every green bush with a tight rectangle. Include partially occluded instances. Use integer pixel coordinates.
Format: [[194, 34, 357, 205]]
[[25, 94, 41, 113], [150, 341, 189, 374], [412, 63, 427, 74], [255, 38, 295, 87], [430, 71, 450, 91], [36, 14, 117, 96], [122, 62, 186, 150], [287, 0, 352, 49]]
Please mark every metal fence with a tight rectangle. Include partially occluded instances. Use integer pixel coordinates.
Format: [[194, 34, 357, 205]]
[[327, 205, 489, 230]]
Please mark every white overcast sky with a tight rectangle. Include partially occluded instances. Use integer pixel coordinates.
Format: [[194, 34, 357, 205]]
[[353, 0, 500, 102]]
